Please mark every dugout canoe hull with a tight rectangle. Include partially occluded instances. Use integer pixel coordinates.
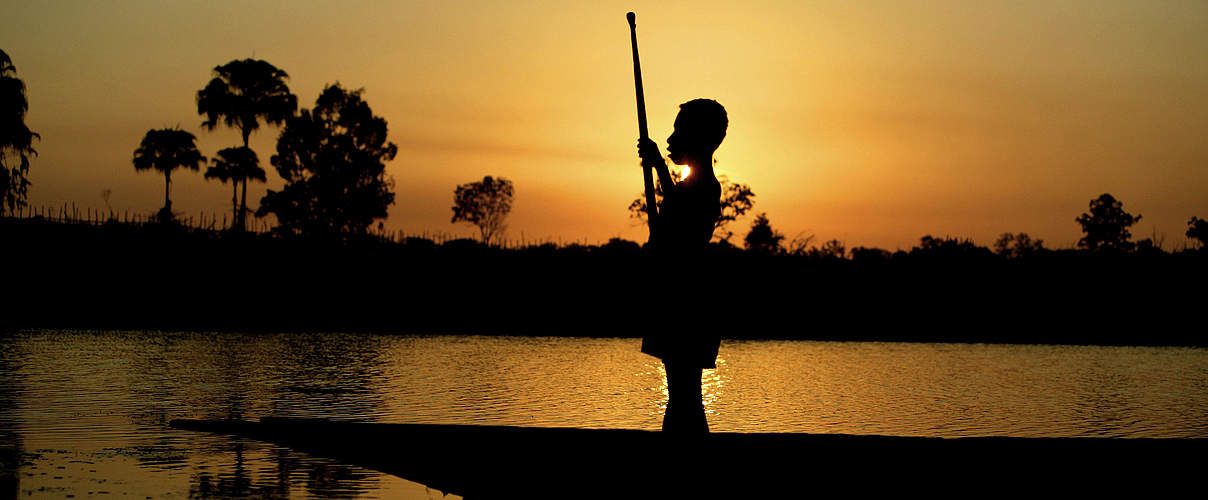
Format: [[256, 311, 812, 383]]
[[169, 418, 1203, 498]]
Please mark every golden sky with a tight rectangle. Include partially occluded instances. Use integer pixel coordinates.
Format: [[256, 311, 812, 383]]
[[4, 0, 1206, 249]]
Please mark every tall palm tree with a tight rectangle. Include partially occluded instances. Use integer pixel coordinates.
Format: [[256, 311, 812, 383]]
[[196, 59, 296, 231], [132, 128, 206, 223], [1, 48, 40, 216], [205, 146, 264, 230]]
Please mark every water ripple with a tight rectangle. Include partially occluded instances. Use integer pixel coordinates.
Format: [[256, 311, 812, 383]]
[[3, 331, 1208, 497]]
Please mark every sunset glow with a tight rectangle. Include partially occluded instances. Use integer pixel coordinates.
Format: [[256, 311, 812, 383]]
[[4, 4, 1207, 493], [3, 0, 1205, 249]]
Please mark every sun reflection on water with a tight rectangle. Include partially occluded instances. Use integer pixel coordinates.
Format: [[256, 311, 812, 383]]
[[702, 355, 727, 415], [651, 362, 667, 416], [647, 354, 728, 417]]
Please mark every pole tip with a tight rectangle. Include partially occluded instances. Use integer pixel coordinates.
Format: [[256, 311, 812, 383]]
[[627, 12, 635, 25]]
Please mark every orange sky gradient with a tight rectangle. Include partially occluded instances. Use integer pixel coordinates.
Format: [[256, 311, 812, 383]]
[[3, 1, 1206, 250]]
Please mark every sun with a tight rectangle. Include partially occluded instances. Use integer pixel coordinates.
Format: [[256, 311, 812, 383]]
[[680, 166, 691, 181]]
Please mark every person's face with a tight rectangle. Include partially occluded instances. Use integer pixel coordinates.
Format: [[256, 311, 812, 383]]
[[666, 111, 713, 165], [666, 112, 690, 165]]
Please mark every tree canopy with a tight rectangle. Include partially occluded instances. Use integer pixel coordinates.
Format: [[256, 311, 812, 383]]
[[993, 232, 1045, 259], [197, 58, 297, 231], [258, 84, 397, 236], [744, 212, 784, 254], [1187, 217, 1208, 249], [1075, 193, 1141, 252], [1, 49, 40, 216], [812, 239, 848, 259], [197, 59, 297, 146], [132, 128, 206, 222], [205, 147, 264, 230], [452, 175, 515, 245]]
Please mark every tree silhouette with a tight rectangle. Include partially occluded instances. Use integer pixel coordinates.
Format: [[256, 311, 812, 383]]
[[850, 246, 891, 262], [1075, 193, 1141, 252], [258, 84, 396, 236], [715, 178, 757, 241], [205, 147, 264, 230], [1187, 217, 1208, 249], [599, 237, 642, 256], [744, 212, 784, 254], [908, 235, 994, 261], [132, 128, 206, 223], [197, 59, 297, 231], [628, 168, 754, 242], [785, 232, 816, 256], [993, 232, 1045, 259], [811, 239, 847, 259], [452, 175, 514, 245], [0, 49, 40, 216]]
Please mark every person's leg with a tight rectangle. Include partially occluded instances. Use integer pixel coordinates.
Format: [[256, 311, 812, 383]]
[[663, 362, 708, 433]]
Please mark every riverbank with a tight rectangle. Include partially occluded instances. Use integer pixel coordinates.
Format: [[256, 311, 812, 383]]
[[3, 217, 1204, 346]]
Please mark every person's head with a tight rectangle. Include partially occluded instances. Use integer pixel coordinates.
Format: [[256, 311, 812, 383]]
[[667, 99, 727, 166]]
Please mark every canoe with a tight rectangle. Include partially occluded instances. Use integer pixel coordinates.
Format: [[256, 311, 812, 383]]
[[169, 418, 1202, 498]]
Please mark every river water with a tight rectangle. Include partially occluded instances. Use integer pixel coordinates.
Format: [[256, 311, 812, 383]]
[[2, 330, 1207, 498]]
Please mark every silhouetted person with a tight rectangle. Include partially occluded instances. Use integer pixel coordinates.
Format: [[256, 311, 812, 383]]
[[637, 98, 727, 434]]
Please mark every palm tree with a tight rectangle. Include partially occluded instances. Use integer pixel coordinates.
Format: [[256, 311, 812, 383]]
[[1, 48, 40, 216], [132, 128, 206, 223], [205, 146, 264, 230], [196, 59, 296, 231]]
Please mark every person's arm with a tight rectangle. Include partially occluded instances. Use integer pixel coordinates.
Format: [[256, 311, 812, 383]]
[[638, 138, 676, 198]]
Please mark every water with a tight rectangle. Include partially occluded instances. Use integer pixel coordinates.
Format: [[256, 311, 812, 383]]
[[2, 330, 1207, 498]]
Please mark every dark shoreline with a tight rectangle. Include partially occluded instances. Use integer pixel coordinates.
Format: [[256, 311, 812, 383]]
[[4, 217, 1205, 348], [171, 417, 1206, 498]]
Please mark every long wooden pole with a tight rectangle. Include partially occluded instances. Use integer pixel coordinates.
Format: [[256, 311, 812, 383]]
[[628, 12, 658, 243]]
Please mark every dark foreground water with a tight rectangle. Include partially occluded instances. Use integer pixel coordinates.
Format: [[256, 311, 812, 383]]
[[2, 330, 1207, 498]]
